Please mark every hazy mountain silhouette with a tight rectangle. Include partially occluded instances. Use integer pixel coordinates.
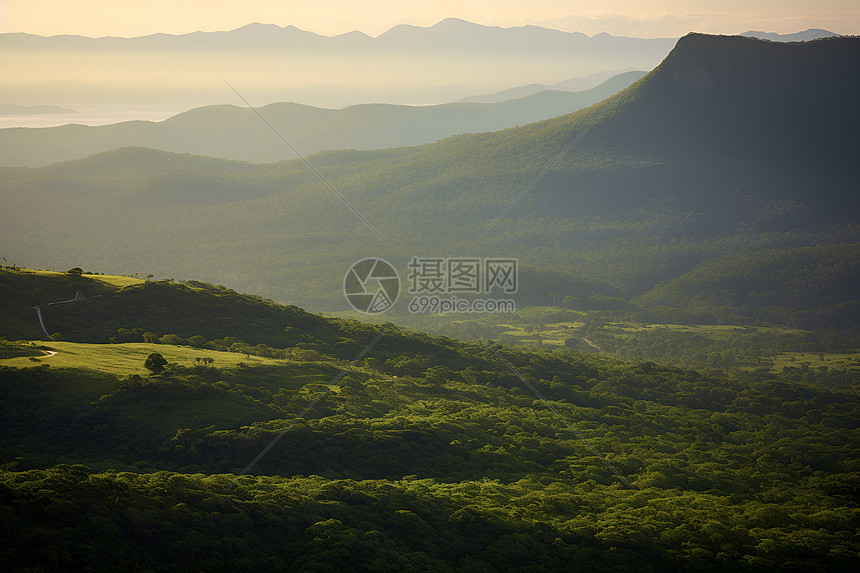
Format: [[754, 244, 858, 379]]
[[741, 29, 839, 42], [0, 72, 645, 167], [456, 71, 645, 103], [0, 104, 76, 115], [1, 20, 676, 107], [0, 19, 676, 57]]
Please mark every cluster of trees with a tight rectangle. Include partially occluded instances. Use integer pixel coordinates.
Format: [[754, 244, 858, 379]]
[[2, 464, 857, 571], [143, 351, 216, 375], [584, 324, 860, 372], [0, 337, 44, 359], [111, 329, 327, 362]]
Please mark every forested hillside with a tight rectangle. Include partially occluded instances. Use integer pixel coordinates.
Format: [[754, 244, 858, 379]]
[[1, 34, 858, 323], [1, 269, 858, 570]]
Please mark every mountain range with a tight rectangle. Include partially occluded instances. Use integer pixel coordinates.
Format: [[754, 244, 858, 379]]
[[0, 19, 676, 107], [0, 22, 842, 109], [0, 18, 678, 54], [1, 33, 858, 324]]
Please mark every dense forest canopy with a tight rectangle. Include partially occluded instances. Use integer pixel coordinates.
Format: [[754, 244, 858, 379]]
[[1, 268, 858, 570]]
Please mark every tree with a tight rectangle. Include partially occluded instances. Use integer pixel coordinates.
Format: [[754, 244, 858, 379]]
[[144, 352, 168, 375], [159, 334, 184, 346]]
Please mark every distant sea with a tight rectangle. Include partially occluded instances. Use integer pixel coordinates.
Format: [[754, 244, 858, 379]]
[[0, 104, 202, 129]]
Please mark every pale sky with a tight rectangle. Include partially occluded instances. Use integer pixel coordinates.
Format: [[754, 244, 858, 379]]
[[1, 0, 858, 38]]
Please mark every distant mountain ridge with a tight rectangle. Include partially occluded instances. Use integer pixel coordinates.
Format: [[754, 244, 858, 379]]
[[3, 22, 840, 109], [3, 20, 838, 47], [0, 19, 676, 107], [0, 104, 76, 115], [1, 18, 672, 49], [741, 29, 840, 42], [0, 72, 646, 167], [456, 70, 644, 103]]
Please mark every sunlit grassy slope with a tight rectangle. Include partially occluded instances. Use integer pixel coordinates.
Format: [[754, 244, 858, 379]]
[[0, 342, 285, 376], [22, 269, 144, 287]]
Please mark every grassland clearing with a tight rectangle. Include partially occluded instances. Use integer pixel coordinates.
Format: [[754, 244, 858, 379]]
[[0, 341, 285, 376]]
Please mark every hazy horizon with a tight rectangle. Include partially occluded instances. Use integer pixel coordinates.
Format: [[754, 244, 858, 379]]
[[3, 2, 856, 113], [0, 20, 678, 111], [2, 0, 858, 38], [2, 5, 856, 121]]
